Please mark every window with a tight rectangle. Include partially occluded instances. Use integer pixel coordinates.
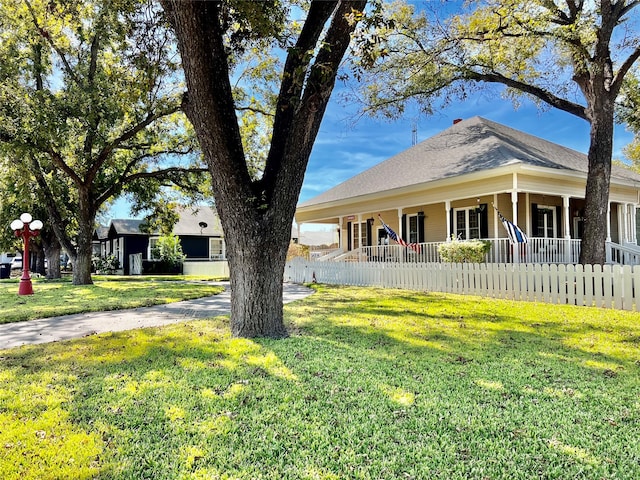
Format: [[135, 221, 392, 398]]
[[352, 222, 368, 249], [408, 215, 419, 244], [536, 206, 556, 238], [209, 238, 224, 260], [148, 237, 159, 260], [454, 208, 481, 240]]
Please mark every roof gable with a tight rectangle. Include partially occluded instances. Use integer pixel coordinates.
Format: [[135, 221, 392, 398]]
[[299, 116, 640, 208], [109, 219, 146, 236], [172, 206, 224, 236]]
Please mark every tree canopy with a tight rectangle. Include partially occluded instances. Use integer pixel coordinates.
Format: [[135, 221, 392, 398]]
[[0, 0, 207, 284]]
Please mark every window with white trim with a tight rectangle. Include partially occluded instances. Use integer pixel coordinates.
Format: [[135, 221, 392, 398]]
[[536, 205, 556, 238], [352, 222, 368, 249], [454, 207, 481, 240], [408, 214, 419, 244], [149, 237, 160, 260], [209, 238, 224, 260]]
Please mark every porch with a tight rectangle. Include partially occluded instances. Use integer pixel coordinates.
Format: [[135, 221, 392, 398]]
[[315, 237, 640, 266]]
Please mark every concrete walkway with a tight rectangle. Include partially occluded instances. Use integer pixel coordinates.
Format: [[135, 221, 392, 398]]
[[0, 282, 313, 350]]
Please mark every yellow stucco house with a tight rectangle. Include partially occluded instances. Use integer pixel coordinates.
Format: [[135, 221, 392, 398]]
[[295, 116, 640, 264]]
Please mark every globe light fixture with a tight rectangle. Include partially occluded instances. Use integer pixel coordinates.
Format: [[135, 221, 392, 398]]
[[10, 213, 43, 295]]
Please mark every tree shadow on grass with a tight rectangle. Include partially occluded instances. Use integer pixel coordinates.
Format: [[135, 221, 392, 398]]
[[1, 284, 639, 479]]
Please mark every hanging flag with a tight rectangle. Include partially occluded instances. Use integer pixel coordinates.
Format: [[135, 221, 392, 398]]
[[492, 205, 528, 244], [378, 215, 421, 253]]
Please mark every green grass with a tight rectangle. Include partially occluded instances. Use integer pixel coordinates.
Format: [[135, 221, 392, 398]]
[[1, 285, 639, 479], [0, 276, 225, 324]]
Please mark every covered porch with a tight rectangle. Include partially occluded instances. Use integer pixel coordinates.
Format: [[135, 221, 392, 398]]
[[298, 179, 640, 266]]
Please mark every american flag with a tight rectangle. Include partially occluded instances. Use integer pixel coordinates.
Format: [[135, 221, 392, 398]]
[[493, 205, 528, 244], [378, 215, 421, 253]]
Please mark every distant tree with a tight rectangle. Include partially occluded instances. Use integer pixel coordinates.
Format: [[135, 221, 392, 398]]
[[0, 0, 207, 285], [356, 0, 640, 265], [161, 0, 367, 337], [0, 155, 62, 278], [618, 72, 640, 164]]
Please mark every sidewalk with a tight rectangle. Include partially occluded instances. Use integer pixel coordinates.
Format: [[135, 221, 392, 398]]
[[0, 282, 313, 350]]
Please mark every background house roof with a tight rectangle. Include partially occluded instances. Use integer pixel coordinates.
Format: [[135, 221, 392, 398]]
[[99, 206, 224, 238], [299, 116, 640, 207], [173, 206, 224, 236], [109, 219, 146, 236]]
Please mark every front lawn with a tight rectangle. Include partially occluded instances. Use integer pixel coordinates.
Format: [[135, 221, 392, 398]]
[[0, 285, 638, 479], [0, 276, 225, 324]]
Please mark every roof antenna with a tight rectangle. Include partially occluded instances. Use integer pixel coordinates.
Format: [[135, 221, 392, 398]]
[[411, 122, 417, 146]]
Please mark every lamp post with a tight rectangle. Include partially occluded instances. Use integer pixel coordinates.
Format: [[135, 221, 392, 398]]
[[10, 213, 43, 295]]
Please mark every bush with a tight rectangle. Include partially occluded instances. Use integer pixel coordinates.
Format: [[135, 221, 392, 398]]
[[92, 255, 120, 273], [287, 242, 310, 261], [438, 237, 491, 263], [151, 234, 186, 267]]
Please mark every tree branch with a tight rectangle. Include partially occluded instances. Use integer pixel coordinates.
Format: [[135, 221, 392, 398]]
[[236, 105, 274, 117], [24, 0, 82, 86], [29, 155, 77, 258], [612, 46, 640, 94], [88, 102, 182, 183], [463, 68, 588, 119]]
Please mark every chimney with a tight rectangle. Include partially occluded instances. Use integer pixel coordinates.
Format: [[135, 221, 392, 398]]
[[453, 118, 463, 125]]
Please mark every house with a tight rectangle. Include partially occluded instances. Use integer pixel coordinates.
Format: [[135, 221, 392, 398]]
[[295, 116, 640, 264], [94, 206, 225, 274]]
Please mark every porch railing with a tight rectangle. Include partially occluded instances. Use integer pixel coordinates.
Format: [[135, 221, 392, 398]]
[[324, 238, 591, 265], [607, 242, 640, 265], [318, 238, 640, 265]]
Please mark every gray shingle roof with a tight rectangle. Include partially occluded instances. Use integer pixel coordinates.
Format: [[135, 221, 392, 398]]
[[172, 206, 224, 236], [105, 206, 223, 237], [110, 219, 146, 235], [299, 116, 640, 207]]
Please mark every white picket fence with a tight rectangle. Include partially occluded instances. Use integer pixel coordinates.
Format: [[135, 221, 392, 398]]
[[285, 258, 640, 311]]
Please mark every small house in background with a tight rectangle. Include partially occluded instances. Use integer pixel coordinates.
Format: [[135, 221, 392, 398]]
[[93, 206, 225, 275]]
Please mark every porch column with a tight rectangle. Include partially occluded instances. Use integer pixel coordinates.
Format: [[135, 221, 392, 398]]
[[338, 216, 343, 250], [563, 195, 571, 262], [525, 192, 531, 236], [358, 214, 363, 249], [624, 203, 630, 244], [511, 191, 518, 224], [445, 201, 451, 240], [511, 191, 520, 263], [562, 196, 571, 239], [397, 208, 403, 239], [606, 202, 612, 242], [493, 194, 499, 238], [633, 206, 638, 244]]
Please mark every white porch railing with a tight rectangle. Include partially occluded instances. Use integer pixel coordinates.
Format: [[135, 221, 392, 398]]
[[607, 242, 640, 266], [320, 238, 637, 266]]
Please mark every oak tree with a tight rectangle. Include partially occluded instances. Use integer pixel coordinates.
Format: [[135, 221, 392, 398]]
[[161, 0, 367, 337], [0, 0, 207, 284]]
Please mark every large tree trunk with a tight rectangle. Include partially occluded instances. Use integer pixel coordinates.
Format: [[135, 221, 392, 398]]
[[579, 102, 615, 265], [44, 242, 61, 279], [226, 220, 289, 338], [72, 192, 96, 285]]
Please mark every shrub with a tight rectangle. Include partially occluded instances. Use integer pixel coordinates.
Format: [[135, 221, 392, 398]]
[[438, 236, 491, 263], [92, 255, 120, 273], [287, 242, 310, 261], [151, 234, 186, 267]]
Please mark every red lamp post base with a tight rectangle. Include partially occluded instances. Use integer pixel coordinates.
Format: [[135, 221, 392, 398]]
[[18, 277, 34, 295]]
